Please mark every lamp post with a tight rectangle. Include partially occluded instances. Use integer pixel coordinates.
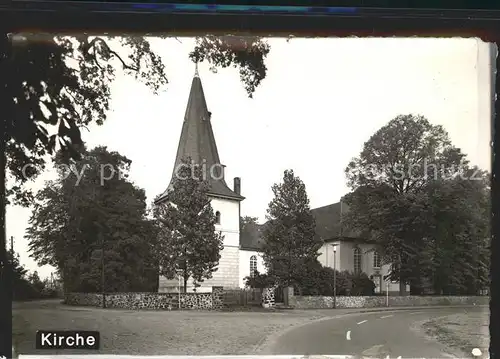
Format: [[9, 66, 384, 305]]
[[178, 272, 181, 309], [385, 278, 389, 306], [331, 244, 337, 309]]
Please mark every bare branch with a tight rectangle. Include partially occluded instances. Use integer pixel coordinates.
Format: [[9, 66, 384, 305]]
[[89, 37, 140, 72]]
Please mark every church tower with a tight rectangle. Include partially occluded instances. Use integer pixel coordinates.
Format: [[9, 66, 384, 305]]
[[156, 65, 244, 292]]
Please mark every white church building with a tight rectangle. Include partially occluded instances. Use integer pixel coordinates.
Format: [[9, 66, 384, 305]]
[[156, 68, 407, 295], [156, 68, 249, 292]]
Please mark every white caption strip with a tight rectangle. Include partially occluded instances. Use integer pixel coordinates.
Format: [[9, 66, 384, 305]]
[[19, 356, 358, 359]]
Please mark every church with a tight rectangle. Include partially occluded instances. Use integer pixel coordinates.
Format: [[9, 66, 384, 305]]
[[156, 68, 408, 295]]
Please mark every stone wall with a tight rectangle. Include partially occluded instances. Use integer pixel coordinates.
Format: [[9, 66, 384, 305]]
[[262, 285, 277, 308], [64, 287, 225, 310], [288, 291, 490, 309]]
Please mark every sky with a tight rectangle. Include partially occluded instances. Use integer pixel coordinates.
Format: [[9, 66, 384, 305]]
[[6, 37, 494, 279]]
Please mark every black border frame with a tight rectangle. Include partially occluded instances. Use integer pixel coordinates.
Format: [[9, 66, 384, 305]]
[[2, 9, 500, 35], [6, 0, 500, 9], [0, 6, 498, 359]]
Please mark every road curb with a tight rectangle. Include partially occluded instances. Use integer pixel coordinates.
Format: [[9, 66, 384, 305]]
[[348, 304, 488, 314], [281, 304, 488, 314]]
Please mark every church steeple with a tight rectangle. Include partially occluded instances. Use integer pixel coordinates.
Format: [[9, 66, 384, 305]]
[[156, 64, 244, 203]]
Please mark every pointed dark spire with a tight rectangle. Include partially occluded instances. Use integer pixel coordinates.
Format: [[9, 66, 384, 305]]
[[156, 67, 244, 204]]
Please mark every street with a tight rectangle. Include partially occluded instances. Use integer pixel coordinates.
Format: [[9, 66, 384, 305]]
[[13, 300, 488, 357], [261, 306, 488, 358]]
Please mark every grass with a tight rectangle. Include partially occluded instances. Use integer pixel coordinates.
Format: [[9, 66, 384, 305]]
[[12, 299, 323, 356], [422, 309, 489, 357]]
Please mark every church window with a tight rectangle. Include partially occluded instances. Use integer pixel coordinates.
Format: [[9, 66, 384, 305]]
[[250, 255, 257, 277], [215, 211, 221, 224], [373, 250, 381, 268], [353, 247, 362, 274]]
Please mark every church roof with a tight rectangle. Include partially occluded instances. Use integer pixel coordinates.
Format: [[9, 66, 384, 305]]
[[156, 67, 244, 203], [239, 201, 368, 251], [311, 202, 343, 240], [240, 221, 267, 251], [311, 201, 365, 241]]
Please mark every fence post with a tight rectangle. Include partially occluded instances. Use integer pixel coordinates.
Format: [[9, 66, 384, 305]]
[[285, 286, 294, 307]]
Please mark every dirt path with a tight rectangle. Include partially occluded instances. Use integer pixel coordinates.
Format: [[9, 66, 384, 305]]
[[418, 308, 489, 357], [13, 300, 325, 355]]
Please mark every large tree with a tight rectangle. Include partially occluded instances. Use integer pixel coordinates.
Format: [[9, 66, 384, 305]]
[[25, 146, 159, 292], [344, 114, 489, 294], [261, 169, 322, 291], [154, 157, 224, 292], [421, 168, 490, 295], [1, 33, 268, 358], [3, 34, 270, 206]]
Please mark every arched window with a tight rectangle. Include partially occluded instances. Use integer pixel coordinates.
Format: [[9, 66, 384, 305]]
[[353, 248, 362, 274], [373, 250, 381, 268], [215, 211, 221, 224], [250, 255, 257, 277]]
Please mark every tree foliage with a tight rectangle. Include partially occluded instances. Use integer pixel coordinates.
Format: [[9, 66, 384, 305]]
[[6, 248, 58, 301], [420, 170, 490, 294], [190, 36, 270, 97], [262, 169, 322, 288], [345, 114, 467, 193], [244, 270, 275, 289], [5, 34, 270, 206], [240, 215, 259, 232], [27, 271, 45, 294], [154, 157, 224, 292], [8, 249, 30, 300], [344, 114, 490, 295], [25, 146, 159, 293]]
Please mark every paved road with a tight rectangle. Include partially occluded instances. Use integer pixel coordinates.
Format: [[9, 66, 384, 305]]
[[262, 306, 485, 358]]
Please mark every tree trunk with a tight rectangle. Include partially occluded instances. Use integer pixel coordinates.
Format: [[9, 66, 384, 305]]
[[0, 31, 13, 359], [183, 264, 188, 293], [399, 280, 406, 296]]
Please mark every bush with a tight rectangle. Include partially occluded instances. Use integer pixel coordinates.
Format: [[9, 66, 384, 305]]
[[244, 271, 274, 289], [41, 287, 60, 298], [12, 271, 63, 301], [13, 278, 39, 301], [244, 261, 377, 297], [294, 261, 375, 296], [287, 260, 350, 296], [350, 272, 376, 295]]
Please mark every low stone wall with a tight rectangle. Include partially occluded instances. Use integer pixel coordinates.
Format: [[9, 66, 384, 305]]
[[64, 286, 224, 310], [289, 293, 489, 309], [262, 286, 277, 308]]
